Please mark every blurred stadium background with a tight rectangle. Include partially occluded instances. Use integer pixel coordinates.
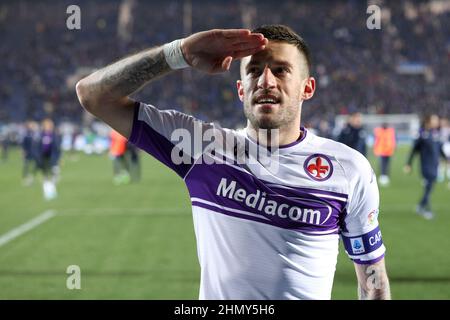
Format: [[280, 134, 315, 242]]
[[0, 0, 449, 299]]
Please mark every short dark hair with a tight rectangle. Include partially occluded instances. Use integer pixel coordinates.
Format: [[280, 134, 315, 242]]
[[251, 24, 312, 75], [421, 113, 438, 127]]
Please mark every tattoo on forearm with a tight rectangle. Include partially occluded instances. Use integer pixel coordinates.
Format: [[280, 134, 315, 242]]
[[358, 282, 391, 300], [357, 263, 391, 300], [90, 47, 172, 100]]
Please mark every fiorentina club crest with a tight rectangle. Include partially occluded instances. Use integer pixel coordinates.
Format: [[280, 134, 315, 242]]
[[304, 154, 333, 181]]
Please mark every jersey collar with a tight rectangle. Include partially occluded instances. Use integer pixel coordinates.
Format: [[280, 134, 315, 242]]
[[244, 127, 310, 154]]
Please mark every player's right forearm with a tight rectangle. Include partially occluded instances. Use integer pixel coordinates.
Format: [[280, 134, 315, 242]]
[[76, 46, 172, 109], [355, 260, 391, 300]]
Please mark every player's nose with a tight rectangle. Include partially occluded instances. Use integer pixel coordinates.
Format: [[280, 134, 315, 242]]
[[257, 66, 277, 90]]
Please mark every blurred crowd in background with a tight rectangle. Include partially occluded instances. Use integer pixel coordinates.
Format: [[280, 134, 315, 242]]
[[0, 0, 448, 128]]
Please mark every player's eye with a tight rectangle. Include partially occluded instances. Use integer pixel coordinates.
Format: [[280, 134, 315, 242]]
[[273, 66, 289, 75], [247, 67, 261, 76]]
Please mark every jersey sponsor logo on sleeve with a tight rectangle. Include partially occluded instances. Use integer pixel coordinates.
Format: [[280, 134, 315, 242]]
[[368, 209, 379, 225], [350, 237, 365, 254], [304, 154, 333, 181]]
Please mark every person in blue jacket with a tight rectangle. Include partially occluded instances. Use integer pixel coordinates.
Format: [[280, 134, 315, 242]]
[[404, 114, 441, 219], [337, 112, 367, 156]]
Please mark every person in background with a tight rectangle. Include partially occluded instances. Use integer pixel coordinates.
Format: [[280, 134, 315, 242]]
[[438, 117, 450, 186], [337, 112, 367, 156], [36, 118, 62, 200], [109, 129, 130, 185], [316, 119, 333, 139], [21, 121, 39, 186], [373, 123, 396, 187], [404, 114, 441, 220], [125, 142, 141, 183], [0, 128, 10, 163]]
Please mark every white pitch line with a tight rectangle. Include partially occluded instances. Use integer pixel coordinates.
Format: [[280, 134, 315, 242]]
[[0, 210, 56, 248]]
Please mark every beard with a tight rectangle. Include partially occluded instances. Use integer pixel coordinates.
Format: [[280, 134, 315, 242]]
[[243, 99, 300, 130]]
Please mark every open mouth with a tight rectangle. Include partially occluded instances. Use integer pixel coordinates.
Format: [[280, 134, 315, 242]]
[[253, 94, 281, 107]]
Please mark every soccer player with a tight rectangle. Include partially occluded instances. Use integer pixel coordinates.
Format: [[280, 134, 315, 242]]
[[36, 118, 61, 200], [404, 114, 441, 219], [76, 25, 390, 300]]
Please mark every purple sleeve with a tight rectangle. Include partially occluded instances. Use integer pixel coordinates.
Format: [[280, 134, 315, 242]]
[[129, 101, 194, 178]]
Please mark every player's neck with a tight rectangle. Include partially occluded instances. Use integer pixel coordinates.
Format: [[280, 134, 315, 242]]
[[246, 123, 302, 148]]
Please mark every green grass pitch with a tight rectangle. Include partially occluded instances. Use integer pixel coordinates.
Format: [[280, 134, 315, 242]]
[[0, 145, 449, 299]]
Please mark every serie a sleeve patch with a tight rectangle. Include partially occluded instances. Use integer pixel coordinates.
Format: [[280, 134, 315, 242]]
[[341, 226, 383, 256]]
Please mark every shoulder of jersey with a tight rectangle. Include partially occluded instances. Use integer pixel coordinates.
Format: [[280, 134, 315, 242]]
[[308, 133, 371, 171]]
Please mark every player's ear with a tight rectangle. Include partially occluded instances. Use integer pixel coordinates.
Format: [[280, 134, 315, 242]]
[[301, 76, 315, 101], [237, 80, 244, 102]]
